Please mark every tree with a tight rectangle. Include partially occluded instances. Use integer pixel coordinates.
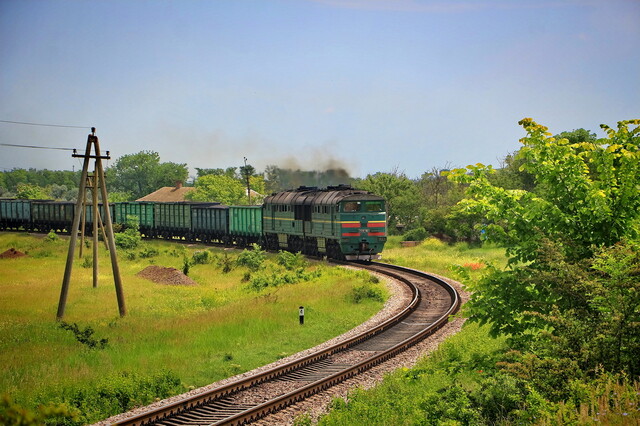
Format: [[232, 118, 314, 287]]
[[15, 183, 49, 199], [356, 171, 420, 233], [107, 151, 188, 200], [195, 167, 237, 179], [444, 118, 640, 385], [447, 118, 640, 342], [186, 174, 247, 205]]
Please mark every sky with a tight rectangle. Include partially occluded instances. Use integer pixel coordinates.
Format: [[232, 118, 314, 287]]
[[1, 0, 638, 180]]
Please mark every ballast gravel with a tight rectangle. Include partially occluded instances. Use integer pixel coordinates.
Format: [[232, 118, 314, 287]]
[[97, 268, 468, 426]]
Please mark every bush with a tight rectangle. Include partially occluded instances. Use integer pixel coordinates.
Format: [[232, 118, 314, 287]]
[[81, 256, 93, 268], [350, 284, 384, 303], [191, 250, 213, 265], [0, 394, 78, 425], [138, 245, 159, 259], [277, 251, 307, 270], [52, 370, 182, 424], [237, 244, 266, 272], [403, 227, 428, 242], [114, 228, 141, 250], [45, 231, 59, 242]]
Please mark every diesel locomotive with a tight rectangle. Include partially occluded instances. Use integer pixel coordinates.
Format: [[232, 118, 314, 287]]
[[0, 185, 388, 260]]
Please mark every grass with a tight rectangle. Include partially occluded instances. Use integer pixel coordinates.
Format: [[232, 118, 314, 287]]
[[0, 232, 387, 422], [380, 235, 507, 279]]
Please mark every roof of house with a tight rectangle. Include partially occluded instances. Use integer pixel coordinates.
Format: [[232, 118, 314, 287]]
[[136, 186, 195, 202]]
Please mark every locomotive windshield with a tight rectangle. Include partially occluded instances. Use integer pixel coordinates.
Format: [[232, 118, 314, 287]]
[[365, 201, 384, 212], [343, 202, 361, 212], [342, 201, 384, 212]]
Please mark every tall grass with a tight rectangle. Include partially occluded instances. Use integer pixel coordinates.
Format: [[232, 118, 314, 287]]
[[0, 233, 387, 422], [381, 235, 507, 279]]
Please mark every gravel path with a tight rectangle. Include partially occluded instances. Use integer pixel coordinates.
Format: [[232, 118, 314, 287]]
[[98, 268, 468, 425]]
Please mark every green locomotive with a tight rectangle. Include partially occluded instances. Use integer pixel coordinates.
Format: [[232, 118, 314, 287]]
[[262, 185, 387, 260]]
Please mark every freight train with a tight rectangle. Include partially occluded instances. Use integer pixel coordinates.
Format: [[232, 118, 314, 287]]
[[0, 185, 387, 260]]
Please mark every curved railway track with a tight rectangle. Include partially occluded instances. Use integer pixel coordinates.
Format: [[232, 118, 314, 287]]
[[115, 262, 460, 426]]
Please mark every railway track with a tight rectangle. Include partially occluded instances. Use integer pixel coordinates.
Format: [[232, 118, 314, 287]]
[[115, 261, 460, 426]]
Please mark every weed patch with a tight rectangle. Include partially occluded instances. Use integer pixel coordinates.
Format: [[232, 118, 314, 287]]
[[58, 322, 108, 349]]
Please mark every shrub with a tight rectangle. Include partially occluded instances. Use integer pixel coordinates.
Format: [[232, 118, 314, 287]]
[[45, 231, 59, 242], [53, 370, 182, 424], [191, 250, 213, 265], [182, 256, 191, 276], [217, 253, 234, 273], [403, 227, 428, 242], [114, 228, 141, 250], [0, 394, 78, 425], [277, 250, 307, 270], [81, 256, 93, 268], [350, 284, 384, 303], [138, 245, 159, 258], [237, 244, 266, 272]]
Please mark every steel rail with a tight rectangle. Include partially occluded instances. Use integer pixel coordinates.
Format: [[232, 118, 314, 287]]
[[114, 262, 459, 425]]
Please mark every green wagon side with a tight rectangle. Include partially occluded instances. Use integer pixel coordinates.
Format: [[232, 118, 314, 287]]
[[0, 199, 32, 230], [113, 202, 155, 235], [191, 205, 229, 243], [31, 201, 75, 233], [229, 205, 263, 246]]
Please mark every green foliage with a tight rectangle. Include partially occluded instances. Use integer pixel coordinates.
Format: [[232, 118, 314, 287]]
[[236, 244, 266, 272], [350, 284, 384, 303], [356, 171, 420, 233], [191, 250, 213, 265], [15, 183, 49, 200], [0, 168, 79, 194], [217, 252, 234, 273], [419, 385, 482, 425], [114, 230, 140, 250], [448, 119, 640, 341], [448, 118, 640, 264], [114, 223, 141, 250], [81, 256, 93, 268], [107, 151, 188, 200], [186, 174, 248, 204], [44, 231, 59, 242], [403, 227, 428, 242], [276, 250, 307, 270], [58, 322, 108, 350], [0, 394, 78, 425], [182, 256, 191, 276], [247, 268, 321, 292], [52, 370, 182, 424], [138, 245, 159, 258], [107, 191, 133, 203]]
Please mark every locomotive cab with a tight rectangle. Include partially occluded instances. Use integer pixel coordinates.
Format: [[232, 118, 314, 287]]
[[338, 197, 387, 261]]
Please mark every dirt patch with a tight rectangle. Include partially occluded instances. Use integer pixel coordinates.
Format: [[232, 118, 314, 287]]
[[0, 248, 27, 259], [136, 266, 197, 286]]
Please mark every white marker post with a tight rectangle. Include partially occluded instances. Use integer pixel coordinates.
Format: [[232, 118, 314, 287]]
[[299, 306, 305, 325]]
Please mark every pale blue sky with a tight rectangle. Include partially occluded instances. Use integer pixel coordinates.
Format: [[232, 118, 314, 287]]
[[1, 0, 638, 179]]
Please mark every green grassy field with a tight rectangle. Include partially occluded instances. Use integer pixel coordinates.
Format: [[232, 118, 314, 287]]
[[381, 235, 507, 277], [0, 232, 387, 423]]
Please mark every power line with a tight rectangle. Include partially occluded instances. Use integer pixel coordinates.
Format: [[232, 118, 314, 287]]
[[0, 142, 75, 151], [0, 119, 90, 129]]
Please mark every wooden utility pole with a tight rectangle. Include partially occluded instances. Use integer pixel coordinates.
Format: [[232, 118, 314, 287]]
[[57, 128, 126, 319]]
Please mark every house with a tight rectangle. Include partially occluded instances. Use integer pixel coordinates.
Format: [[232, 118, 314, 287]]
[[136, 182, 195, 202]]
